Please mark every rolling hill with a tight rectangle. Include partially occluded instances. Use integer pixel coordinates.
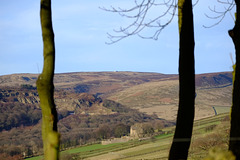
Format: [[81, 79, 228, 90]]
[[108, 72, 233, 120], [0, 71, 233, 121], [0, 71, 233, 159], [0, 72, 177, 98]]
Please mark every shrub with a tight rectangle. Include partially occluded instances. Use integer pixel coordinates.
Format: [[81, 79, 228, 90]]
[[113, 123, 130, 138], [203, 148, 235, 160]]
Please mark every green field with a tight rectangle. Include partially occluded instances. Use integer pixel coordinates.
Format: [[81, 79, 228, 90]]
[[214, 106, 231, 115], [26, 113, 230, 160]]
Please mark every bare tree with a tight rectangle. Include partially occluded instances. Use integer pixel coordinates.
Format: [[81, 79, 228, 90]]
[[101, 0, 178, 43], [37, 0, 60, 159], [102, 0, 196, 159], [205, 0, 240, 158], [168, 0, 195, 159], [228, 1, 240, 159], [203, 0, 235, 28]]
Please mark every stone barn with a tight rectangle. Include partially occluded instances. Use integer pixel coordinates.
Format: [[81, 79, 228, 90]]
[[130, 123, 144, 138]]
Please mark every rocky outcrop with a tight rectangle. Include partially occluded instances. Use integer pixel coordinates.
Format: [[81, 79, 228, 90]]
[[0, 88, 39, 104], [0, 87, 115, 116]]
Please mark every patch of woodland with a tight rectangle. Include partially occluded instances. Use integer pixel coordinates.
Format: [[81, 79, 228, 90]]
[[58, 105, 171, 149], [102, 99, 131, 113], [0, 99, 172, 158], [0, 153, 24, 160], [0, 102, 41, 131], [0, 123, 43, 159], [0, 85, 173, 158]]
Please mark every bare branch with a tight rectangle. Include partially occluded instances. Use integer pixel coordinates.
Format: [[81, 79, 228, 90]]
[[100, 0, 178, 44], [193, 0, 200, 7], [204, 0, 235, 28]]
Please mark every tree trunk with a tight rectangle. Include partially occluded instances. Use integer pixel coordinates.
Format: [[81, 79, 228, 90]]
[[168, 0, 195, 159], [36, 0, 60, 159], [229, 1, 240, 159]]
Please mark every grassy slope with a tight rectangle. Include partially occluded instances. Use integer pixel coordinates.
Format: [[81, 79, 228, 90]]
[[25, 113, 230, 160], [108, 79, 232, 121], [1, 72, 232, 121], [85, 114, 229, 160]]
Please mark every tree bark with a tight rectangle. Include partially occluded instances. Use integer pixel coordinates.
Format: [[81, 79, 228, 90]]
[[36, 0, 60, 159], [168, 0, 195, 159], [229, 1, 240, 159]]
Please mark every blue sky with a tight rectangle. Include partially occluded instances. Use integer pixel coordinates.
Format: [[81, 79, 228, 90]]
[[0, 0, 236, 76]]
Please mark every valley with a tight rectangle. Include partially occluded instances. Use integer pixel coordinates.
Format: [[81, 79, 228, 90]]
[[0, 71, 232, 120], [0, 71, 233, 159], [26, 113, 230, 160]]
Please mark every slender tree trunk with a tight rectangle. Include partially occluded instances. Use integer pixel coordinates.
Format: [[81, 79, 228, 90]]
[[229, 1, 240, 159], [168, 0, 195, 159], [37, 0, 60, 159]]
